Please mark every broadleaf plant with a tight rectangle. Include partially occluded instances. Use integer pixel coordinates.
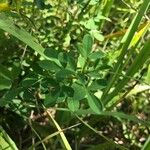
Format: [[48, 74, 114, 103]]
[[0, 0, 150, 149]]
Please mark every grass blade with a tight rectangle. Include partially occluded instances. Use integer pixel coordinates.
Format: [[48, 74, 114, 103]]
[[142, 136, 150, 150], [45, 108, 72, 150], [0, 126, 19, 150], [104, 38, 150, 106], [101, 0, 150, 102]]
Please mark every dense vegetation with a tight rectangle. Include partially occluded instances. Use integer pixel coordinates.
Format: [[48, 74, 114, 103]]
[[0, 0, 150, 149]]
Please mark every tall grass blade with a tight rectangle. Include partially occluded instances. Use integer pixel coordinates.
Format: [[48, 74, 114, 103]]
[[0, 126, 19, 150], [45, 108, 72, 150], [104, 38, 150, 106], [0, 13, 46, 58], [142, 135, 150, 150], [101, 0, 150, 103]]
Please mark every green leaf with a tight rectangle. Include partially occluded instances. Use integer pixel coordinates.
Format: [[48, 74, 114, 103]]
[[89, 79, 107, 91], [72, 83, 86, 100], [58, 52, 68, 68], [91, 30, 104, 42], [56, 69, 75, 80], [67, 98, 79, 112], [67, 52, 77, 71], [31, 63, 45, 75], [84, 18, 97, 30], [61, 86, 74, 97], [63, 33, 71, 47], [77, 55, 86, 69], [21, 78, 38, 87], [44, 92, 59, 107], [0, 88, 22, 106], [88, 51, 105, 60], [0, 64, 12, 80], [77, 44, 86, 58], [10, 64, 21, 80], [44, 48, 58, 59], [82, 34, 94, 57], [0, 77, 12, 90], [86, 90, 103, 114], [38, 60, 61, 71]]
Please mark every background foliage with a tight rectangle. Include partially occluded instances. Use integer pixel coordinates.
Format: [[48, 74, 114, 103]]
[[0, 0, 150, 149]]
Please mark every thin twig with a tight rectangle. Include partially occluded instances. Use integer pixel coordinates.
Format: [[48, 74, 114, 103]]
[[33, 122, 81, 147]]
